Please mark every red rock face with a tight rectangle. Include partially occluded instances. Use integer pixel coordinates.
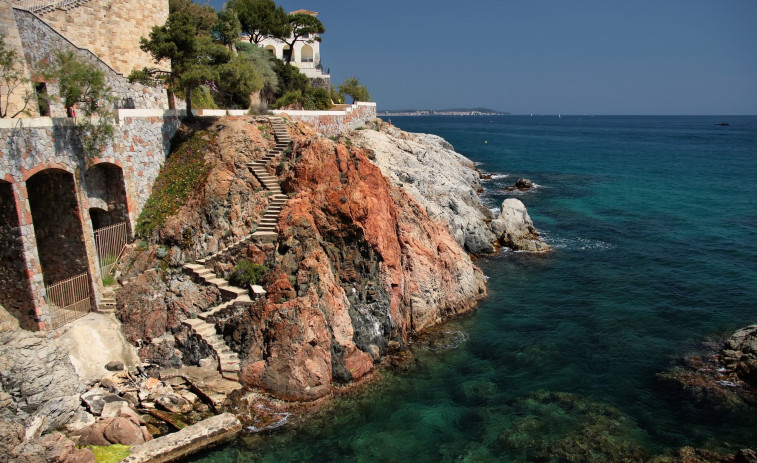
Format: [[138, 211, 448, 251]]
[[236, 127, 487, 400], [117, 117, 486, 402]]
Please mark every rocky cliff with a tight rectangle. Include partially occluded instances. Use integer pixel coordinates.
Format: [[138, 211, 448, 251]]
[[346, 120, 550, 253], [114, 116, 487, 401]]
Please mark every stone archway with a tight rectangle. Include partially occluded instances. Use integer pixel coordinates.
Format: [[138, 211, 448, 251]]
[[0, 180, 36, 330], [264, 44, 276, 57], [27, 169, 93, 327], [84, 162, 131, 277], [84, 162, 130, 230]]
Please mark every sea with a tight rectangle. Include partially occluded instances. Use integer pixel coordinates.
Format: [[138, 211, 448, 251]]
[[193, 115, 757, 462]]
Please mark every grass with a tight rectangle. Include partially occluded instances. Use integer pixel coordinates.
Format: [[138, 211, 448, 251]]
[[101, 274, 115, 286], [86, 444, 131, 463], [135, 130, 215, 238]]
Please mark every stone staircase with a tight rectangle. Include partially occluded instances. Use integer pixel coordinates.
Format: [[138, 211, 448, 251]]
[[179, 117, 291, 382], [181, 262, 256, 381], [98, 284, 117, 314]]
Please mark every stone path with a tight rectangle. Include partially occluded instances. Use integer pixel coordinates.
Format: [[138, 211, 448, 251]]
[[180, 117, 291, 382]]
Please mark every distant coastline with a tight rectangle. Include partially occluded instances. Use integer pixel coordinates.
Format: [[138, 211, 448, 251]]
[[378, 108, 509, 117]]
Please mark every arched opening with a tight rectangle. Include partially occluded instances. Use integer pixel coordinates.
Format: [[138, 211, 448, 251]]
[[282, 45, 292, 63], [84, 163, 131, 278], [264, 45, 276, 57], [301, 44, 314, 63], [27, 169, 93, 328], [0, 180, 36, 330], [85, 163, 130, 228]]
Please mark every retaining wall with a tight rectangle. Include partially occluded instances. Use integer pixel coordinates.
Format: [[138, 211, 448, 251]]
[[272, 102, 377, 137]]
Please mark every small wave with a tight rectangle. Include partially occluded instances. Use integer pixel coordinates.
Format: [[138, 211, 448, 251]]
[[247, 412, 292, 433], [481, 173, 509, 181], [542, 234, 615, 251]]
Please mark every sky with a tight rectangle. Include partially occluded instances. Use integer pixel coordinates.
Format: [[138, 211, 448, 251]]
[[208, 0, 757, 115]]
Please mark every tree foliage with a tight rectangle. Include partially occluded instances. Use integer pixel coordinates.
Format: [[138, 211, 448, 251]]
[[235, 41, 279, 102], [130, 0, 231, 117], [40, 50, 116, 160], [0, 35, 35, 118], [213, 8, 242, 50], [283, 12, 325, 64], [228, 0, 289, 44], [215, 55, 264, 108], [338, 76, 371, 103]]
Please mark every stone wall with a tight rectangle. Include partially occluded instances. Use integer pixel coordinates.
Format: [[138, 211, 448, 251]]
[[13, 8, 168, 115], [0, 110, 181, 329], [272, 102, 377, 137], [27, 0, 168, 77], [0, 181, 36, 330]]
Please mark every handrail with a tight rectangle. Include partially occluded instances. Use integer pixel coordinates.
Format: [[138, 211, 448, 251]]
[[11, 0, 89, 13]]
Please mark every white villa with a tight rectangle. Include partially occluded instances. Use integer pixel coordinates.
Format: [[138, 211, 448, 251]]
[[257, 9, 329, 80]]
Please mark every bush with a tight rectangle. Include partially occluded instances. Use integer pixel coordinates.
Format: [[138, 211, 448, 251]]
[[271, 90, 302, 109], [303, 87, 332, 110], [227, 259, 267, 288], [135, 130, 214, 238]]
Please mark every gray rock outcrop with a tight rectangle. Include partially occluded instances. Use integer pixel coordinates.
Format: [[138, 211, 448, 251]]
[[491, 198, 551, 252], [348, 122, 498, 254], [0, 305, 83, 439], [349, 121, 550, 254]]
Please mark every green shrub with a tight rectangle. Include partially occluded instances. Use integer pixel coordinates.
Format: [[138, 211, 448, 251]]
[[303, 87, 332, 110], [135, 130, 215, 238], [227, 259, 268, 288], [271, 90, 302, 109]]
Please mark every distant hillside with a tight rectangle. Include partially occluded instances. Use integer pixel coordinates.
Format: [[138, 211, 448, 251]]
[[378, 108, 509, 116]]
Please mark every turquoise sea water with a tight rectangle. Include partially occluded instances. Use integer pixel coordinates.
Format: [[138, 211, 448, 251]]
[[194, 116, 757, 462]]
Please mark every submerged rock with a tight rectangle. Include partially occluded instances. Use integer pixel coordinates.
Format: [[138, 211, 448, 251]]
[[490, 198, 551, 252]]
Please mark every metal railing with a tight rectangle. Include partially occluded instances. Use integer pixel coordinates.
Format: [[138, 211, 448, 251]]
[[45, 272, 91, 329], [11, 0, 89, 13], [94, 221, 128, 276]]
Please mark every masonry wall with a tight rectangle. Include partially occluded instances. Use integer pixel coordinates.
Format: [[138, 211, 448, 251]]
[[29, 0, 168, 77], [14, 8, 168, 115], [0, 181, 36, 330], [273, 102, 377, 137], [0, 111, 181, 329]]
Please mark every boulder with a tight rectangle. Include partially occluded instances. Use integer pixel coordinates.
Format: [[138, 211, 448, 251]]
[[491, 198, 551, 253], [105, 361, 125, 371], [515, 178, 533, 189], [103, 417, 146, 445], [81, 387, 125, 416], [75, 420, 112, 446], [721, 324, 757, 387], [155, 393, 193, 414]]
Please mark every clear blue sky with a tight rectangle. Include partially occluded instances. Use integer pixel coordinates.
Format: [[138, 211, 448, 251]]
[[208, 0, 757, 115]]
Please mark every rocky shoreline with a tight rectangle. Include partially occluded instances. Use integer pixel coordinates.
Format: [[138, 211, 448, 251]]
[[1, 116, 753, 462]]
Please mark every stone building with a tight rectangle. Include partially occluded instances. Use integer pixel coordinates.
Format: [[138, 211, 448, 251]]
[[1, 0, 170, 117], [257, 9, 330, 88], [1, 0, 175, 332]]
